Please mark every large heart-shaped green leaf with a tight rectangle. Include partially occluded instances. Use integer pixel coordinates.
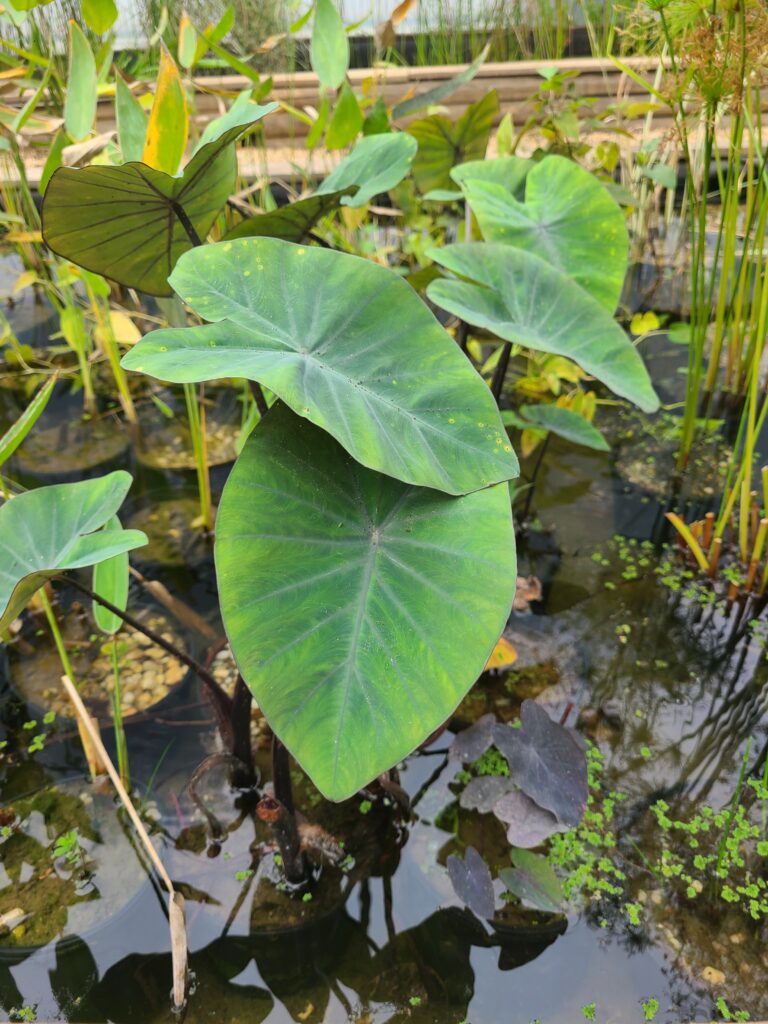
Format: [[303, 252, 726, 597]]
[[216, 404, 516, 801], [0, 472, 147, 632], [315, 133, 418, 208], [427, 243, 659, 413], [407, 90, 499, 194], [42, 100, 277, 296], [122, 238, 518, 495], [223, 188, 354, 242], [460, 155, 629, 312]]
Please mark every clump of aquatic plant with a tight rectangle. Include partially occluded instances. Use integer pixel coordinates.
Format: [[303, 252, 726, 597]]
[[445, 704, 588, 917]]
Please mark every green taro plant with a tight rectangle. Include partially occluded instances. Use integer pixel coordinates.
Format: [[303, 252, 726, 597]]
[[119, 236, 518, 799], [23, 88, 656, 850], [426, 153, 659, 458]]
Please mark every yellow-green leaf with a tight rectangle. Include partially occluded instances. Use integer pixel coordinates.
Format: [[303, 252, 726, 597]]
[[178, 12, 198, 69], [142, 44, 188, 175], [325, 81, 363, 149], [82, 0, 117, 34]]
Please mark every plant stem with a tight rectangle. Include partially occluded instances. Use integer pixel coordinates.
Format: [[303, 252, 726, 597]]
[[271, 735, 295, 817], [39, 588, 100, 776], [490, 342, 512, 403], [230, 675, 256, 787], [110, 639, 130, 788], [249, 380, 270, 418]]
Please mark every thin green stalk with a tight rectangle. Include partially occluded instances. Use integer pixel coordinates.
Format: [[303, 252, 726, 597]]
[[40, 588, 77, 684], [40, 588, 98, 778], [184, 382, 213, 532], [110, 639, 129, 788], [84, 283, 138, 424]]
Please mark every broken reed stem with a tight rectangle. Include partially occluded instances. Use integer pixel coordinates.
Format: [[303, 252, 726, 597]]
[[746, 518, 768, 591], [708, 536, 722, 579], [708, 512, 720, 552], [59, 673, 188, 1011]]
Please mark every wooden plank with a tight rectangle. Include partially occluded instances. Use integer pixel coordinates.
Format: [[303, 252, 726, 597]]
[[4, 56, 767, 185]]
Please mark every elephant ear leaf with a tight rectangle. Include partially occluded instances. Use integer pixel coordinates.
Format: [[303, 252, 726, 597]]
[[427, 242, 659, 413], [461, 155, 629, 312], [122, 237, 518, 495], [215, 404, 517, 801], [407, 89, 499, 194], [42, 100, 277, 296], [0, 472, 147, 632]]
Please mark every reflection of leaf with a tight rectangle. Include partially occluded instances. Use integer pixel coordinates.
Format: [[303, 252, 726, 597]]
[[408, 90, 499, 194], [42, 100, 276, 295], [0, 473, 147, 632], [492, 701, 587, 827], [493, 790, 568, 848], [484, 636, 517, 671], [449, 713, 496, 763], [460, 775, 515, 813], [447, 846, 495, 919], [215, 404, 516, 801], [499, 849, 563, 913], [122, 237, 518, 495], [427, 243, 660, 413]]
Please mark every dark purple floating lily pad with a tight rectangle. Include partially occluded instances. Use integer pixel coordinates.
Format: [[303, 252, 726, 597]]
[[492, 789, 568, 848], [493, 700, 587, 827], [460, 774, 516, 813], [449, 713, 496, 763], [447, 845, 495, 919]]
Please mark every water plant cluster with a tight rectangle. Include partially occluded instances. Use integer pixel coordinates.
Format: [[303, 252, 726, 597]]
[[0, 0, 767, 1021]]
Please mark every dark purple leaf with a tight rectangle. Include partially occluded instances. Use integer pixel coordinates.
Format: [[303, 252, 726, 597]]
[[499, 849, 563, 914], [492, 790, 568, 848], [449, 713, 496, 763], [493, 700, 587, 827], [459, 775, 516, 813], [447, 846, 495, 919]]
